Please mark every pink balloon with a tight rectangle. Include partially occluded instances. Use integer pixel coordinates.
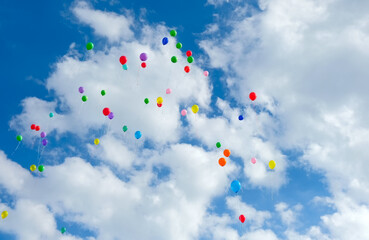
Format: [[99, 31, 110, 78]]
[[166, 88, 172, 94], [181, 109, 187, 116], [203, 71, 209, 77], [251, 157, 256, 164]]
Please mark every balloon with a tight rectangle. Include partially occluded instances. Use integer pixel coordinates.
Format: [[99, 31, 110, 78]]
[[249, 92, 257, 101], [103, 108, 110, 116], [31, 124, 36, 130], [40, 132, 46, 138], [101, 90, 106, 96], [122, 125, 128, 132], [108, 112, 114, 120], [171, 56, 177, 63], [184, 66, 190, 73], [94, 138, 100, 145], [86, 42, 94, 50], [162, 37, 169, 45], [157, 103, 163, 107], [42, 139, 48, 146], [35, 126, 40, 131], [141, 62, 147, 68], [223, 149, 231, 157], [166, 88, 172, 94], [191, 104, 199, 113], [218, 157, 226, 167], [30, 165, 36, 171], [140, 53, 148, 61], [78, 87, 84, 93], [38, 165, 45, 172], [186, 50, 192, 57], [216, 142, 221, 148], [157, 97, 163, 104], [203, 71, 209, 77], [170, 30, 177, 37], [122, 64, 128, 70], [61, 227, 67, 234], [144, 98, 149, 104], [135, 131, 142, 139], [181, 109, 187, 116], [82, 96, 88, 102], [230, 180, 241, 193], [187, 56, 194, 63], [251, 157, 256, 164], [49, 112, 54, 118], [269, 160, 276, 169], [238, 115, 244, 121], [119, 56, 127, 65], [16, 135, 22, 141], [1, 211, 8, 219], [176, 42, 182, 49], [239, 214, 246, 223]]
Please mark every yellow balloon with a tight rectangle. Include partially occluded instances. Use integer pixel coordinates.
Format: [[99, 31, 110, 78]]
[[94, 138, 100, 145], [30, 165, 36, 172], [157, 97, 163, 104], [1, 211, 8, 219], [269, 160, 276, 170], [192, 104, 199, 114]]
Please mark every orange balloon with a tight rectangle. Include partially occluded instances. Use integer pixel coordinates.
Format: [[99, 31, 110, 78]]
[[223, 149, 231, 157], [218, 158, 226, 167]]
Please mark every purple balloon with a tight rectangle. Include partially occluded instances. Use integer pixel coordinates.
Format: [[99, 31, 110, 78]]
[[140, 53, 148, 61], [78, 87, 84, 94], [108, 112, 114, 120], [40, 132, 46, 138], [42, 139, 48, 146]]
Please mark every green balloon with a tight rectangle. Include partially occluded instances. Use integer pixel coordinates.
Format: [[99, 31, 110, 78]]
[[216, 142, 221, 148], [122, 125, 128, 132], [171, 56, 177, 63], [144, 98, 149, 104], [38, 165, 45, 172], [49, 112, 54, 118], [101, 90, 106, 96], [187, 56, 194, 63], [61, 227, 66, 234], [176, 42, 182, 49], [86, 42, 94, 50], [16, 135, 22, 141], [170, 30, 177, 37], [82, 95, 88, 102]]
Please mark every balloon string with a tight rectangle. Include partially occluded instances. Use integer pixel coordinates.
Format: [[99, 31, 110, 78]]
[[10, 142, 21, 156]]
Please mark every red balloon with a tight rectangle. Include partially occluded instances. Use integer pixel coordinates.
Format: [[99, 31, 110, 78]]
[[35, 126, 40, 131], [249, 92, 257, 101], [239, 214, 245, 223], [103, 107, 111, 116], [30, 124, 36, 130], [157, 103, 162, 107], [186, 50, 192, 57], [119, 56, 127, 65], [184, 66, 190, 73], [141, 62, 147, 68]]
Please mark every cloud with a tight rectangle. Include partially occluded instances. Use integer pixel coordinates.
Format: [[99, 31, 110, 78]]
[[72, 1, 134, 42]]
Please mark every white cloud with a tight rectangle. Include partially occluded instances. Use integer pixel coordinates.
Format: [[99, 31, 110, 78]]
[[72, 1, 134, 42], [275, 202, 303, 227]]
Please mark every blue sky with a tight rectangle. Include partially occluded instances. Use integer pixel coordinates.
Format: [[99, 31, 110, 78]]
[[1, 0, 369, 240]]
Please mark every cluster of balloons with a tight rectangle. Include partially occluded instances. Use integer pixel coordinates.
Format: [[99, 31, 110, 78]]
[[219, 148, 231, 167], [157, 97, 163, 108], [102, 107, 114, 120], [78, 86, 88, 102], [140, 52, 148, 68], [30, 164, 44, 172], [30, 124, 41, 131]]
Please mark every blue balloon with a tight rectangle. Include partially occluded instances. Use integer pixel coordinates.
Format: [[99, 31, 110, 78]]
[[162, 37, 168, 45], [122, 64, 128, 70], [230, 180, 241, 193], [238, 115, 243, 121], [135, 131, 142, 139]]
